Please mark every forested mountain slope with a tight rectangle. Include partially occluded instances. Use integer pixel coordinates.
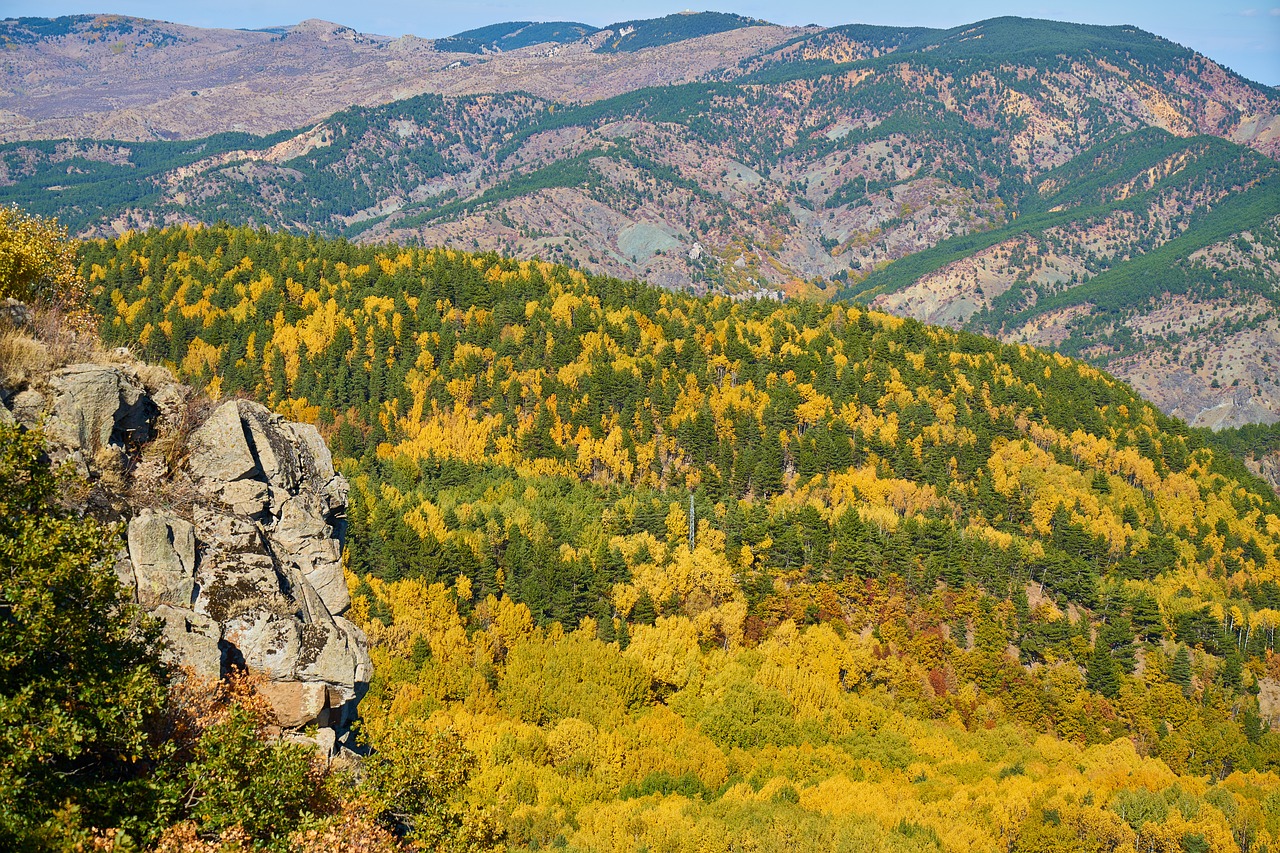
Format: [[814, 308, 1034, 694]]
[[594, 12, 767, 53], [81, 225, 1280, 622], [77, 219, 1280, 788], [5, 15, 1278, 427], [76, 224, 1280, 850], [854, 131, 1280, 428], [1206, 422, 1280, 495], [434, 21, 599, 54]]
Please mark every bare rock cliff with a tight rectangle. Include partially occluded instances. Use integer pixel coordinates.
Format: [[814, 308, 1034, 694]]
[[1, 343, 370, 754], [1246, 449, 1280, 497]]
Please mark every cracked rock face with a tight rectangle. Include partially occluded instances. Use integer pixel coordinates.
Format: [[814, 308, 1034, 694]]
[[127, 511, 198, 609], [48, 363, 156, 452], [180, 399, 370, 732], [2, 360, 371, 749]]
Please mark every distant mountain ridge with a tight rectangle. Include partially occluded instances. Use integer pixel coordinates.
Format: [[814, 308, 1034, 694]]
[[0, 12, 797, 142], [2, 13, 1278, 429], [594, 11, 769, 53], [0, 13, 185, 46], [435, 21, 599, 54], [433, 12, 769, 55]]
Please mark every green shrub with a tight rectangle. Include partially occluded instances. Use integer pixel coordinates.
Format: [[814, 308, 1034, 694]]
[[0, 424, 166, 847], [181, 701, 327, 844]]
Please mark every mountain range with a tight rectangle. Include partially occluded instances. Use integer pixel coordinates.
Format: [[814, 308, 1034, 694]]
[[1, 11, 1278, 434]]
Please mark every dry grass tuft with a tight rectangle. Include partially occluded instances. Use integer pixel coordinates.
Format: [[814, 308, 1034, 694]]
[[134, 361, 178, 392], [0, 326, 52, 389], [149, 386, 216, 476], [26, 301, 100, 367], [0, 301, 109, 394]]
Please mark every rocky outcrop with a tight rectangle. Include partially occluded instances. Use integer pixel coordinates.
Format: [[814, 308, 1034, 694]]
[[1246, 449, 1280, 496], [1, 352, 370, 754], [182, 399, 369, 731], [48, 363, 156, 452]]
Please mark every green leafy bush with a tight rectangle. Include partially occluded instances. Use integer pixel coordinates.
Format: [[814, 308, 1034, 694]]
[[361, 722, 477, 847], [180, 699, 328, 844], [0, 424, 166, 847]]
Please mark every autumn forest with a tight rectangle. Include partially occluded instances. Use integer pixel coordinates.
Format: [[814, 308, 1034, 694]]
[[68, 222, 1280, 852]]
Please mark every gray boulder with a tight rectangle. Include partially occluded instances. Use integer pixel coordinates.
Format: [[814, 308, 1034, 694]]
[[127, 511, 197, 608], [259, 680, 329, 729], [218, 478, 270, 517], [0, 297, 33, 328], [47, 364, 152, 452], [188, 401, 259, 484], [289, 422, 335, 482], [274, 496, 350, 615], [313, 725, 338, 758], [223, 611, 303, 681], [296, 618, 363, 691], [11, 389, 44, 428], [335, 616, 374, 685], [151, 605, 223, 680], [194, 550, 287, 624], [240, 403, 302, 491], [193, 506, 263, 554]]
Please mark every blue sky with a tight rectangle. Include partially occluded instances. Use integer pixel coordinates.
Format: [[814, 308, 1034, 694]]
[[7, 1, 1279, 85]]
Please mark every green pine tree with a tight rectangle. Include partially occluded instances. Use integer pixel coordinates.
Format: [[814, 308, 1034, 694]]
[[1171, 645, 1193, 695], [1086, 641, 1120, 698], [1130, 592, 1164, 641], [1221, 648, 1243, 690]]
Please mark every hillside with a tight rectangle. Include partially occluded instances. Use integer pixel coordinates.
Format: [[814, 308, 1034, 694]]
[[594, 12, 768, 53], [73, 221, 1280, 850], [852, 130, 1280, 428], [435, 21, 599, 54], [1205, 422, 1280, 494], [5, 15, 1278, 427]]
